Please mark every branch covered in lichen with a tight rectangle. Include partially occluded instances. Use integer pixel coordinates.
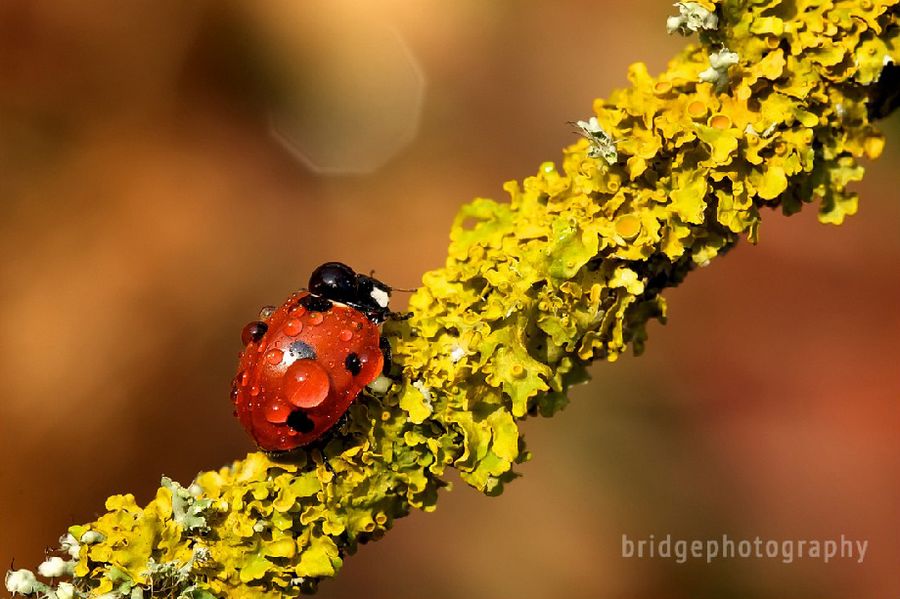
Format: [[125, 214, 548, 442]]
[[8, 1, 898, 597]]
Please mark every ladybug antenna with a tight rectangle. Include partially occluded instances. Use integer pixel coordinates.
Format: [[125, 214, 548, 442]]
[[364, 268, 415, 292]]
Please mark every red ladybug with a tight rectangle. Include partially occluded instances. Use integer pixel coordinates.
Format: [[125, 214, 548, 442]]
[[232, 262, 396, 453]]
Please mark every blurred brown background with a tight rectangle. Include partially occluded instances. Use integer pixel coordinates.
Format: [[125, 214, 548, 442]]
[[1, 1, 898, 598]]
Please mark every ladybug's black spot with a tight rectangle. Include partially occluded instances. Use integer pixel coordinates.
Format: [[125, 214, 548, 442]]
[[288, 341, 317, 361], [345, 353, 362, 376], [241, 321, 268, 345], [286, 409, 315, 434], [298, 294, 333, 312]]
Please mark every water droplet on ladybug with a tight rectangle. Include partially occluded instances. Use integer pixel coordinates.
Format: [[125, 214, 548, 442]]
[[339, 329, 353, 341], [284, 319, 303, 336], [266, 348, 284, 365], [250, 385, 260, 397], [259, 305, 276, 320], [264, 400, 291, 424], [283, 360, 330, 408], [241, 321, 268, 345], [309, 312, 324, 326], [241, 372, 250, 387]]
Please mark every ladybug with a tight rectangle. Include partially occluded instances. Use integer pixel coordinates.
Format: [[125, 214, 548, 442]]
[[232, 262, 398, 453]]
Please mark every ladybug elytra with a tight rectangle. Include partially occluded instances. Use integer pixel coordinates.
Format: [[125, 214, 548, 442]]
[[232, 262, 396, 453]]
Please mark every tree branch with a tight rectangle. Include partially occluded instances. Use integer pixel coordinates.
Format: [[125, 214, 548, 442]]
[[7, 1, 898, 597]]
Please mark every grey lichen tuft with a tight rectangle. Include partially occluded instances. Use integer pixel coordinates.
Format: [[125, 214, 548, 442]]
[[571, 117, 619, 165], [699, 47, 739, 89], [667, 2, 719, 35]]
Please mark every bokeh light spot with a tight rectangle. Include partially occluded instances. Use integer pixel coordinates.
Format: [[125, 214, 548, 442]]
[[265, 0, 426, 175]]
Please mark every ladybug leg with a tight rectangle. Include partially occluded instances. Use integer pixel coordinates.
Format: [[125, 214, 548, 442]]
[[379, 336, 393, 376], [376, 335, 407, 385], [386, 310, 413, 322], [365, 306, 391, 324], [332, 408, 353, 436], [263, 428, 336, 463], [265, 437, 337, 466], [264, 448, 306, 463]]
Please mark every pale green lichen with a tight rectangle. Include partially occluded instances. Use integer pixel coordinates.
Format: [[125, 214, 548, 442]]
[[572, 117, 620, 164], [10, 1, 899, 596], [667, 2, 720, 35]]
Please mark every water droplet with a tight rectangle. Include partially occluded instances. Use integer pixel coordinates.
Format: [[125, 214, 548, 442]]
[[259, 305, 277, 320], [309, 312, 324, 326], [264, 400, 290, 424], [283, 361, 330, 408], [339, 329, 353, 341], [284, 319, 303, 336], [240, 372, 250, 387], [241, 321, 268, 345], [250, 385, 260, 397], [266, 348, 284, 365]]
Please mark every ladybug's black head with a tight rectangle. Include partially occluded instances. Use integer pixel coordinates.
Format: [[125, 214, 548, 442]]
[[308, 261, 392, 322], [309, 262, 358, 304]]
